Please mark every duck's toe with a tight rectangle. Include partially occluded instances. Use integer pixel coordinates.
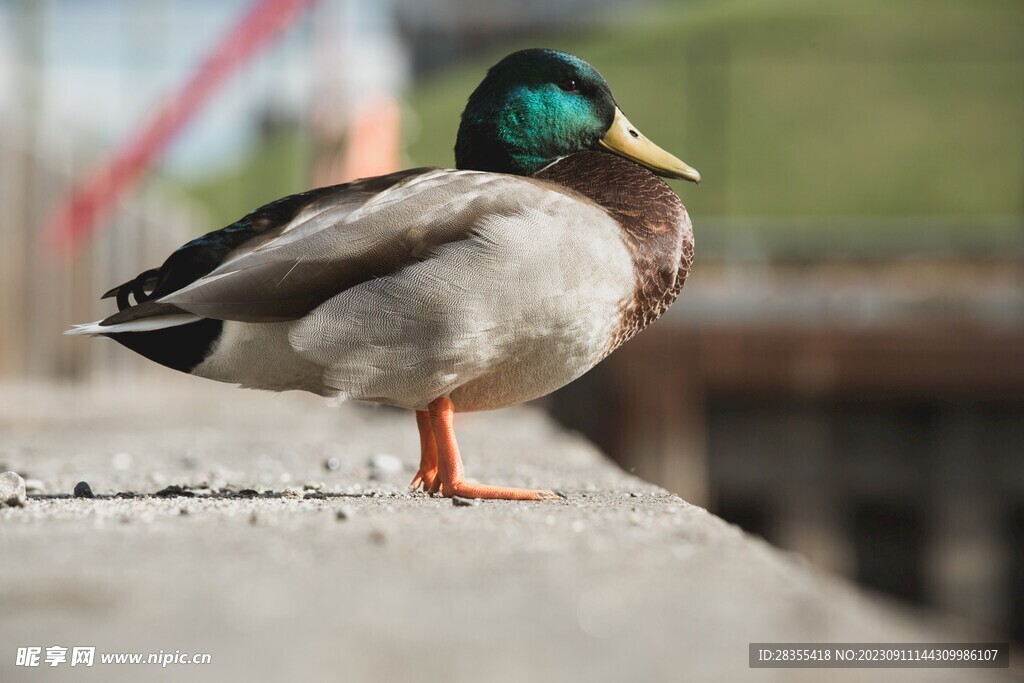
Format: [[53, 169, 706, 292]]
[[409, 466, 439, 494], [441, 481, 562, 501]]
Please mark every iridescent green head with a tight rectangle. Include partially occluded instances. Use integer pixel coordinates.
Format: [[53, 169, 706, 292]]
[[455, 49, 700, 183]]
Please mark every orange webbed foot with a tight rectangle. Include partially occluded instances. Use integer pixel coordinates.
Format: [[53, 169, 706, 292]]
[[427, 397, 564, 502], [442, 481, 564, 501], [409, 468, 438, 492]]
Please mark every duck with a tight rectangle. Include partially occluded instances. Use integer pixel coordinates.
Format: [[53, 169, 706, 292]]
[[68, 48, 700, 501]]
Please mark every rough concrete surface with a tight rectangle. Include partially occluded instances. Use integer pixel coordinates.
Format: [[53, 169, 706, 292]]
[[0, 378, 1016, 682]]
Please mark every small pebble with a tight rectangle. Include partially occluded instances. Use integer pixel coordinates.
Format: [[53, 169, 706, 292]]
[[452, 496, 479, 507], [0, 471, 27, 507], [73, 481, 95, 499], [324, 457, 341, 472], [155, 485, 195, 498], [335, 507, 353, 521], [303, 481, 324, 491], [282, 486, 305, 499], [179, 508, 190, 516], [237, 489, 259, 498]]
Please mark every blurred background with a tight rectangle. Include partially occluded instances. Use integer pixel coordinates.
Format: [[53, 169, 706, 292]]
[[0, 0, 1021, 647]]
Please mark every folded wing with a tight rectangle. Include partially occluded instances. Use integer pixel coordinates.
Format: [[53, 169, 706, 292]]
[[158, 169, 569, 323]]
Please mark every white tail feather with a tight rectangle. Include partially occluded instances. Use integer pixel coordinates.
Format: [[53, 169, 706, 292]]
[[65, 315, 202, 336]]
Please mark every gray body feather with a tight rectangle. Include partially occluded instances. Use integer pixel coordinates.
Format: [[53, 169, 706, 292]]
[[178, 169, 635, 411]]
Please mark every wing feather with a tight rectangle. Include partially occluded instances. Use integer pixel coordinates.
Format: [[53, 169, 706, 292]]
[[158, 170, 576, 323]]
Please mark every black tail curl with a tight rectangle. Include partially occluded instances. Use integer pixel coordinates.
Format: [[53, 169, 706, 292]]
[[101, 268, 161, 311], [97, 265, 224, 374]]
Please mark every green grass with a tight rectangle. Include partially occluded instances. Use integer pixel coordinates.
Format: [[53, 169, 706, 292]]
[[183, 0, 1024, 254], [406, 0, 1024, 223], [181, 127, 313, 230]]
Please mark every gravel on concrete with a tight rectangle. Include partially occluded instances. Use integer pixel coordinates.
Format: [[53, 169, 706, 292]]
[[72, 481, 95, 499], [0, 470, 26, 507], [0, 376, 1014, 683]]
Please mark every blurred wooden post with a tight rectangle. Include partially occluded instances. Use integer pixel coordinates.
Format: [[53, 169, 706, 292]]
[[1, 0, 43, 377], [0, 130, 201, 381]]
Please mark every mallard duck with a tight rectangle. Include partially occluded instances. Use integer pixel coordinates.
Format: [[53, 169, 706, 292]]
[[68, 49, 699, 500]]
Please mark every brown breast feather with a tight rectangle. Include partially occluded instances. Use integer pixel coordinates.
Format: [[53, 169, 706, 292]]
[[533, 151, 694, 356]]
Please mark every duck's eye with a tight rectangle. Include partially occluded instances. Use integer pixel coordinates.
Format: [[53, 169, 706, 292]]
[[558, 78, 578, 92]]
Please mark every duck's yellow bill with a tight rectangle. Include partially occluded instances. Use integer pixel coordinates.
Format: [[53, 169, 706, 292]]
[[598, 108, 701, 184]]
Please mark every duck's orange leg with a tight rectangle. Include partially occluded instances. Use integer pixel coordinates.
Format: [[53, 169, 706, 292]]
[[427, 396, 562, 501], [410, 410, 440, 493]]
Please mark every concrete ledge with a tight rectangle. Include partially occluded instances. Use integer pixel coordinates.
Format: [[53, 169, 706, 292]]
[[0, 379, 1012, 682]]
